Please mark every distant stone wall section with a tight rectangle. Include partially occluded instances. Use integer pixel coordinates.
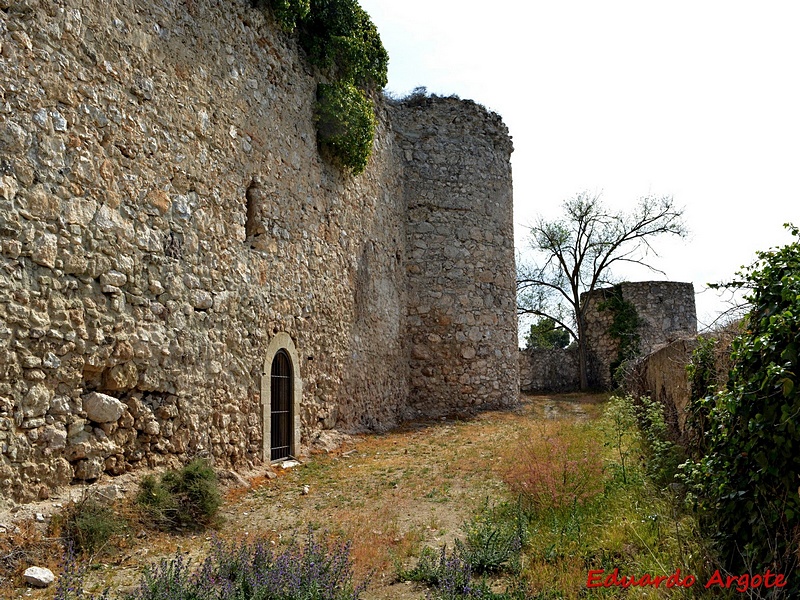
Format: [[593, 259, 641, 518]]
[[628, 322, 740, 443], [519, 281, 697, 393], [582, 282, 697, 389], [0, 0, 517, 503], [395, 97, 518, 416], [627, 339, 696, 440], [519, 347, 579, 394]]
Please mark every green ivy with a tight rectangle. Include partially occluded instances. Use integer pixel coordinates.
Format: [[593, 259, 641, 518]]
[[257, 0, 388, 174], [683, 336, 717, 456], [258, 0, 310, 31], [598, 285, 641, 385], [316, 81, 376, 175], [681, 224, 800, 583], [298, 0, 388, 90]]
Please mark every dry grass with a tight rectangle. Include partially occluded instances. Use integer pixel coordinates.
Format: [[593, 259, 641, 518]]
[[0, 520, 62, 591], [4, 394, 614, 599]]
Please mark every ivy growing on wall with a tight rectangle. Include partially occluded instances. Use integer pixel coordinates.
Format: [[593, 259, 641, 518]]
[[255, 0, 388, 174], [297, 0, 388, 90], [264, 0, 310, 32], [316, 82, 376, 175], [598, 285, 641, 386], [680, 224, 800, 585]]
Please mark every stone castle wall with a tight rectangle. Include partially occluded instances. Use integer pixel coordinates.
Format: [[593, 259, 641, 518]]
[[518, 346, 579, 394], [0, 0, 517, 502], [518, 281, 696, 394], [628, 338, 696, 440], [582, 281, 697, 389]]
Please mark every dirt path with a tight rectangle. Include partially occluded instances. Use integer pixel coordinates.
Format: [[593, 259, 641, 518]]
[[4, 394, 606, 599]]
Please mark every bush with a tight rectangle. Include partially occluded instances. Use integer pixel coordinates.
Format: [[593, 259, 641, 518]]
[[398, 502, 526, 599], [683, 224, 800, 583], [456, 503, 525, 575], [400, 546, 524, 600], [136, 459, 221, 530], [55, 496, 125, 555], [315, 81, 376, 175]]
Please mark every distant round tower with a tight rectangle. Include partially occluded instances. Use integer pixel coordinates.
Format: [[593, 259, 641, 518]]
[[582, 281, 697, 389]]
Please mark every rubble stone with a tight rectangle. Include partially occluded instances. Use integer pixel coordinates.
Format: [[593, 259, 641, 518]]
[[83, 393, 126, 423], [23, 567, 54, 588]]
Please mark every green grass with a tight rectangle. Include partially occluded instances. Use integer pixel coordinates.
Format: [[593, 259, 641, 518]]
[[399, 395, 713, 599], [510, 396, 711, 599]]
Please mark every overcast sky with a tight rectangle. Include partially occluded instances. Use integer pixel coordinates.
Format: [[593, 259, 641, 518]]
[[358, 0, 800, 330]]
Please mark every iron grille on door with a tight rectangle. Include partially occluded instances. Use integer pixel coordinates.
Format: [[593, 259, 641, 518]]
[[270, 350, 292, 461]]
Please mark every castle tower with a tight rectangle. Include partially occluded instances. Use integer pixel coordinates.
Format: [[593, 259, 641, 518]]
[[392, 97, 519, 415], [582, 281, 697, 389]]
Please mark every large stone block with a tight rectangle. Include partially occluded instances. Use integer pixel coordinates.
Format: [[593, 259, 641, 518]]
[[83, 392, 126, 423]]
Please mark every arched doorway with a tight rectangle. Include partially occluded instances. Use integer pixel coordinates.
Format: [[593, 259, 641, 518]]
[[262, 333, 301, 462], [270, 350, 293, 461]]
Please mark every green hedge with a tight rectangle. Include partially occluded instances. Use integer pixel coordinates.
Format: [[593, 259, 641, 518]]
[[682, 224, 800, 583]]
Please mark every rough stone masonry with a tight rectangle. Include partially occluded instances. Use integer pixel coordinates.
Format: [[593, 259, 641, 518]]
[[0, 0, 518, 502]]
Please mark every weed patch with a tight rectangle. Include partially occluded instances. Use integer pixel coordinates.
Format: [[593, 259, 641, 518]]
[[136, 458, 221, 531], [53, 530, 368, 600], [513, 395, 709, 598], [503, 425, 604, 514], [53, 496, 126, 555], [0, 519, 61, 588]]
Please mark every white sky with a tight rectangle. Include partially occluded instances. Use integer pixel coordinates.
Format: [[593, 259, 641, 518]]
[[359, 0, 800, 330]]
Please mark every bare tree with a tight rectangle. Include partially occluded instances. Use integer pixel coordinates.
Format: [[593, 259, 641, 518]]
[[517, 192, 688, 390]]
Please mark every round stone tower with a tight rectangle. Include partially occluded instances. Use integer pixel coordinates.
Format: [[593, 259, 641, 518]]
[[391, 96, 519, 415]]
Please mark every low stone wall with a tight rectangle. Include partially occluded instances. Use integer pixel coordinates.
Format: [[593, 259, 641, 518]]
[[628, 324, 740, 443], [519, 347, 579, 394], [627, 339, 696, 440]]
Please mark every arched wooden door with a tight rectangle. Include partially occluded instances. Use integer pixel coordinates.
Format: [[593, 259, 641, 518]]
[[270, 350, 293, 460]]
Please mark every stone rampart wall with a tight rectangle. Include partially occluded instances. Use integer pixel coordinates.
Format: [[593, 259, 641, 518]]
[[519, 347, 579, 394], [627, 338, 696, 440], [0, 0, 517, 502], [518, 281, 696, 393]]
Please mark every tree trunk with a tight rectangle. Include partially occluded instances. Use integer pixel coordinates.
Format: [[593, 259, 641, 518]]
[[577, 320, 589, 391]]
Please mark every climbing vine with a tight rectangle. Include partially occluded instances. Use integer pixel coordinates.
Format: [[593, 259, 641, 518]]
[[681, 224, 800, 585], [683, 336, 718, 456], [256, 0, 388, 174], [261, 0, 310, 32], [598, 285, 641, 386], [315, 81, 376, 175]]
